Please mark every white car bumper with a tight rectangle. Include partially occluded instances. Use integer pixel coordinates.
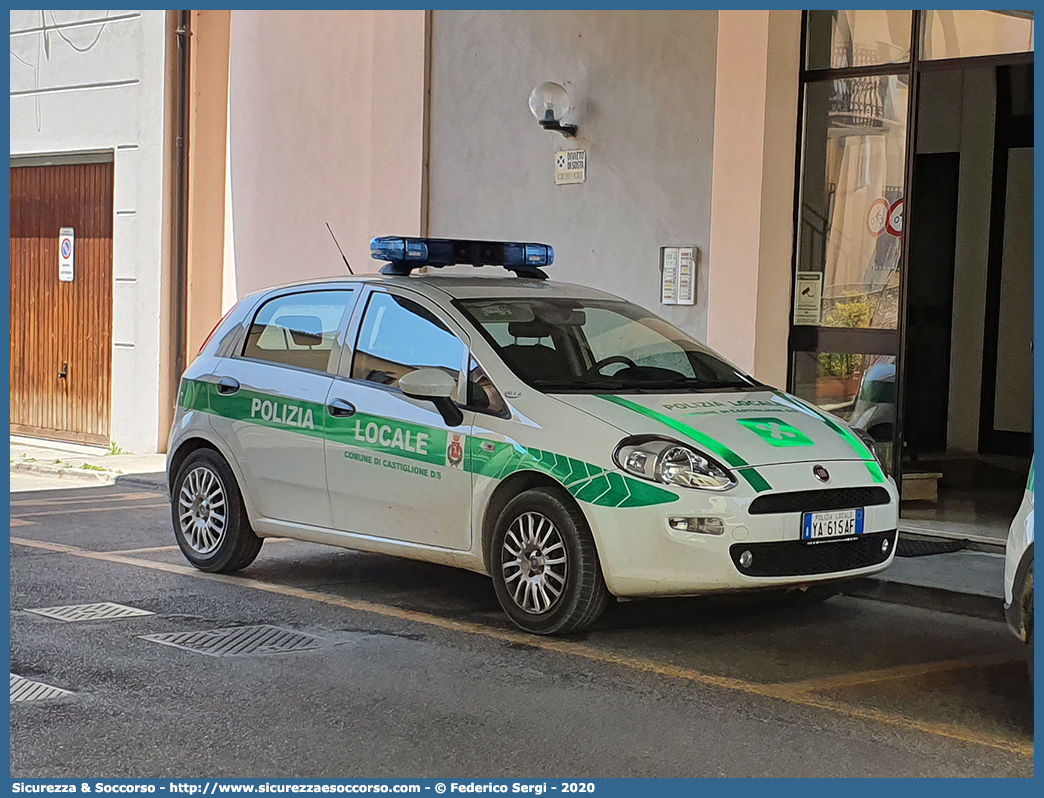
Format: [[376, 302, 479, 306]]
[[584, 461, 899, 598]]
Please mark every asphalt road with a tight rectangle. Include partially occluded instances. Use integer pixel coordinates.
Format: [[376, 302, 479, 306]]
[[8, 479, 1034, 778]]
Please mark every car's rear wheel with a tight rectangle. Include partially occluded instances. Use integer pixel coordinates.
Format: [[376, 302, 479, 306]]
[[172, 449, 262, 573], [491, 487, 609, 635]]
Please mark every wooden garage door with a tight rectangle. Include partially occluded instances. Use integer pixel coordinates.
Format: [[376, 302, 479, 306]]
[[10, 162, 113, 446]]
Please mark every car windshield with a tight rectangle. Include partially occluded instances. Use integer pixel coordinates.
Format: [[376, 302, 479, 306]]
[[456, 297, 763, 393]]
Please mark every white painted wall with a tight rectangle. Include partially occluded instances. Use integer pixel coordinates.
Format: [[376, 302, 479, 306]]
[[993, 147, 1033, 434], [10, 10, 169, 453], [917, 68, 999, 453], [946, 69, 995, 453], [426, 10, 717, 341]]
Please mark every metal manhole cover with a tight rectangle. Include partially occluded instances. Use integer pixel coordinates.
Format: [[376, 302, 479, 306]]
[[26, 602, 155, 622], [140, 625, 323, 657], [11, 674, 73, 702]]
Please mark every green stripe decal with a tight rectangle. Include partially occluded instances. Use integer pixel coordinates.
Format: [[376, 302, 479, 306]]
[[597, 394, 772, 493], [772, 392, 885, 483], [467, 438, 678, 508], [195, 382, 327, 441], [739, 467, 772, 493], [180, 379, 678, 508], [865, 461, 886, 484]]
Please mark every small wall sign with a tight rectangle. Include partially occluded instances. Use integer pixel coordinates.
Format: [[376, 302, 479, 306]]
[[58, 227, 75, 282], [554, 149, 586, 185], [793, 272, 823, 325]]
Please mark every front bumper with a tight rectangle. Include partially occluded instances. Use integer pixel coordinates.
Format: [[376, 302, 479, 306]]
[[584, 460, 899, 597]]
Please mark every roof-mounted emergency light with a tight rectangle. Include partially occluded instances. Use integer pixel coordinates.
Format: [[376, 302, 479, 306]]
[[370, 237, 554, 280]]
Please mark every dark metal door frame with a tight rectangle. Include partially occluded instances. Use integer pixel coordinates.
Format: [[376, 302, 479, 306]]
[[788, 11, 1035, 490]]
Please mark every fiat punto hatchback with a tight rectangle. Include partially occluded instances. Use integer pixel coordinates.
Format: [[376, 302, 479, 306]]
[[167, 237, 899, 634]]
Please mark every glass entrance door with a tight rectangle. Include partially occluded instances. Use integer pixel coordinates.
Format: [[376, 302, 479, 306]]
[[790, 9, 1035, 491], [790, 17, 912, 473]]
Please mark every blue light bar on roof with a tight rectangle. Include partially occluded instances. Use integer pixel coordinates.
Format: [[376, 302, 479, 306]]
[[370, 237, 554, 278]]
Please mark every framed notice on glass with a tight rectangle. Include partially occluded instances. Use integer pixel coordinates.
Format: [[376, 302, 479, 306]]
[[793, 272, 823, 325]]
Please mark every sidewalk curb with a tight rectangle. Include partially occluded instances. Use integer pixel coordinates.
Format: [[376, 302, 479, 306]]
[[843, 577, 1004, 623], [114, 472, 168, 493], [11, 461, 115, 484], [11, 461, 168, 493]]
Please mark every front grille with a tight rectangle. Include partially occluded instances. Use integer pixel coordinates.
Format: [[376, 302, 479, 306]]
[[730, 531, 896, 577], [748, 487, 891, 515]]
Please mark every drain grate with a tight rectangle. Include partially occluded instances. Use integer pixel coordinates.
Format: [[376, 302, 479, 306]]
[[140, 625, 323, 657], [27, 602, 154, 622], [10, 674, 73, 702]]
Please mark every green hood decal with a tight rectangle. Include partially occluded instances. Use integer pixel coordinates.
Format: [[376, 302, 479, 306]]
[[591, 391, 886, 487], [596, 395, 772, 492]]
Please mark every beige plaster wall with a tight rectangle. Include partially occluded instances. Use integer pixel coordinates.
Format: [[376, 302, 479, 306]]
[[426, 10, 718, 340], [227, 10, 427, 296], [706, 10, 801, 388], [186, 10, 231, 356]]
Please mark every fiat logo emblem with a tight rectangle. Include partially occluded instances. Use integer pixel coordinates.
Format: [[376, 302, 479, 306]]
[[813, 465, 830, 483]]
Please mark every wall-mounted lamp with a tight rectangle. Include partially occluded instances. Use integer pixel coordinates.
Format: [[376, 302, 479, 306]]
[[529, 81, 577, 138]]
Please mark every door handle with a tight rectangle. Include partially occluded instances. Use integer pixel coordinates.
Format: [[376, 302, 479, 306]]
[[327, 398, 356, 418], [217, 377, 240, 395], [57, 362, 68, 380]]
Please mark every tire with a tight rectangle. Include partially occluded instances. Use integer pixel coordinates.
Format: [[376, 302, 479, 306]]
[[490, 487, 609, 635], [171, 448, 262, 573]]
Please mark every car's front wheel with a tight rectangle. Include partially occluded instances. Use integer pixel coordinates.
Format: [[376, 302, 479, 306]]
[[171, 449, 262, 573], [491, 487, 609, 635]]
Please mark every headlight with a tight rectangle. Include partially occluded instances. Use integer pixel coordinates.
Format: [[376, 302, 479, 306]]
[[852, 426, 885, 469], [613, 437, 736, 491]]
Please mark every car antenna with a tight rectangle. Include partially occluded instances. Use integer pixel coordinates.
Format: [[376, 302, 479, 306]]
[[325, 222, 354, 275]]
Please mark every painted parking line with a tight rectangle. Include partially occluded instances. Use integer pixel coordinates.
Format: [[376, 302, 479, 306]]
[[105, 538, 296, 556], [10, 492, 160, 508], [8, 535, 1033, 758], [10, 503, 169, 520], [773, 653, 1020, 695]]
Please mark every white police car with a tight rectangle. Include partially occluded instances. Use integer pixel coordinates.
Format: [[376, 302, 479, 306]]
[[167, 237, 898, 634], [1004, 459, 1033, 672]]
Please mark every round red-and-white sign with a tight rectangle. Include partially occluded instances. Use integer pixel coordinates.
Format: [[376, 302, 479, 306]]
[[866, 198, 890, 237], [885, 198, 904, 237]]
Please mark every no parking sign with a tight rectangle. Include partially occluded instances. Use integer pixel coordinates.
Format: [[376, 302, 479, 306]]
[[58, 227, 75, 282]]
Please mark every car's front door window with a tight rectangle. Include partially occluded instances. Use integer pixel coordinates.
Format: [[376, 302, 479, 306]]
[[351, 292, 466, 395]]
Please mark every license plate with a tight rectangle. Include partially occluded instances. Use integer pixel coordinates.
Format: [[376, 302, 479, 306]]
[[802, 508, 864, 541]]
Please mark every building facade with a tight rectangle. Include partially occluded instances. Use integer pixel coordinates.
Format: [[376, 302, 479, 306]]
[[9, 11, 1034, 538], [10, 10, 172, 451]]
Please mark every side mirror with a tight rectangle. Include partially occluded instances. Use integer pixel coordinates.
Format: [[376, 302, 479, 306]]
[[399, 368, 464, 427]]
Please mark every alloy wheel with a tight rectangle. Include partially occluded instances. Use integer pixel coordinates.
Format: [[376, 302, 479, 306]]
[[501, 511, 568, 614], [178, 466, 227, 555]]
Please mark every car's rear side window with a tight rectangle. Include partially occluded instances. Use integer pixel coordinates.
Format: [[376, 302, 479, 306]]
[[242, 290, 354, 373]]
